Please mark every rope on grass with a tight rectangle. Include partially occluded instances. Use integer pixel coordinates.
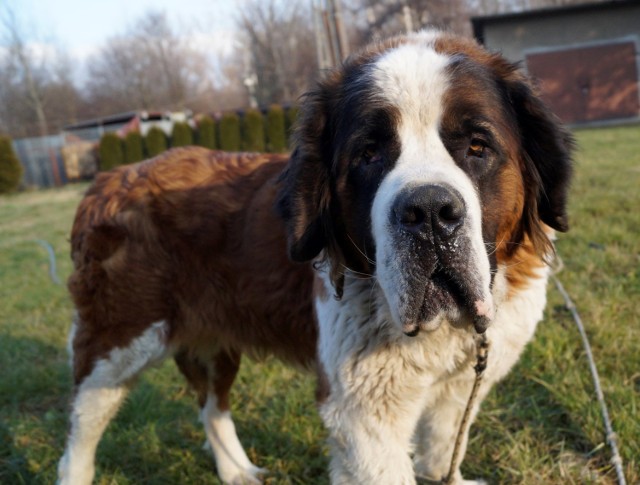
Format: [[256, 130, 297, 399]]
[[551, 273, 626, 485], [33, 239, 62, 285], [442, 332, 490, 485]]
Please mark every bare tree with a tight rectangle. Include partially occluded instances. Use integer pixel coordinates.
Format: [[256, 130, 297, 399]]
[[349, 0, 608, 43], [0, 5, 85, 138], [84, 11, 216, 117], [238, 0, 318, 107], [211, 51, 250, 111], [1, 8, 50, 136], [350, 0, 481, 39], [1, 9, 49, 136]]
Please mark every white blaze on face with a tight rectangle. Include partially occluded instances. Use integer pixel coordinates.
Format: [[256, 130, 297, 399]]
[[369, 36, 493, 329]]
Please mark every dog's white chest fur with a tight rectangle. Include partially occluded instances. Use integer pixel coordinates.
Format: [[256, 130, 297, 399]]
[[315, 264, 549, 484]]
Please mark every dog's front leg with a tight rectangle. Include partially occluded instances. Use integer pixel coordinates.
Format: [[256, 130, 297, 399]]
[[315, 275, 428, 484], [320, 385, 419, 485], [413, 376, 491, 485], [317, 321, 423, 482]]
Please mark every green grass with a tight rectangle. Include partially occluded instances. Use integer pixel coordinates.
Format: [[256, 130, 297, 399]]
[[1, 125, 638, 484]]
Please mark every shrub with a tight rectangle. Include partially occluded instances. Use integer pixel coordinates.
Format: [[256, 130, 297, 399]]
[[98, 132, 124, 171], [124, 131, 145, 164], [266, 104, 287, 153], [286, 105, 299, 148], [242, 109, 265, 152], [197, 115, 217, 150], [219, 112, 241, 151], [145, 126, 167, 157], [0, 136, 23, 193], [171, 122, 194, 147]]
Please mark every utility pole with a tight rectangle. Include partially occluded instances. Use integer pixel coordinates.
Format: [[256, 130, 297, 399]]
[[331, 0, 350, 61], [242, 41, 259, 109], [313, 0, 332, 70], [313, 0, 350, 69], [402, 0, 413, 33]]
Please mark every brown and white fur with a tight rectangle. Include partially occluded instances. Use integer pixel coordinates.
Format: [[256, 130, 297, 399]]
[[58, 30, 572, 485]]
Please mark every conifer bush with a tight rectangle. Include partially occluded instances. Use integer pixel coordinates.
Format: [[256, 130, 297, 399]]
[[242, 109, 265, 152], [267, 104, 287, 153], [197, 116, 217, 150], [145, 126, 167, 157], [124, 131, 145, 164], [219, 112, 241, 152], [171, 122, 194, 147], [98, 132, 124, 171], [0, 136, 23, 193]]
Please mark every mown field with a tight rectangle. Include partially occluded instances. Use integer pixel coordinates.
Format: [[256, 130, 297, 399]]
[[1, 125, 638, 484]]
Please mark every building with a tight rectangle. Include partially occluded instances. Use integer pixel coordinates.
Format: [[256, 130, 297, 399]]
[[472, 0, 640, 126], [10, 110, 196, 188], [59, 110, 194, 182], [62, 110, 194, 144], [12, 135, 67, 188]]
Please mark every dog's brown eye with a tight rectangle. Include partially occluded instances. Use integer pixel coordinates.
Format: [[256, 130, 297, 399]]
[[466, 139, 486, 158], [362, 145, 382, 164]]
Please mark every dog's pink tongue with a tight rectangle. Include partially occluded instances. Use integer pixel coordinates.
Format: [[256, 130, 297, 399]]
[[473, 298, 494, 334]]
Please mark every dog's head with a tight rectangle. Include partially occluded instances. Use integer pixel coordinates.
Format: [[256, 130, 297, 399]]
[[277, 31, 572, 336]]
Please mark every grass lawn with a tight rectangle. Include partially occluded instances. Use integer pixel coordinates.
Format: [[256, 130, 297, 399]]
[[1, 125, 638, 484]]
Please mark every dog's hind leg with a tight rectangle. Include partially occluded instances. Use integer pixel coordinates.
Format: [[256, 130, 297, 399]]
[[175, 349, 266, 485], [58, 319, 171, 485]]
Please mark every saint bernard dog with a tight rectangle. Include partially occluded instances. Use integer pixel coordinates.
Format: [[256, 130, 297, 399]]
[[58, 31, 572, 485]]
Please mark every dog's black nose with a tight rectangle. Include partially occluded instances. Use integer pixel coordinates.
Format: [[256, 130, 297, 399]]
[[392, 184, 465, 240]]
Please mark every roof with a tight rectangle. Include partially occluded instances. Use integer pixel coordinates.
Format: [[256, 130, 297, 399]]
[[63, 111, 166, 132], [472, 0, 638, 43]]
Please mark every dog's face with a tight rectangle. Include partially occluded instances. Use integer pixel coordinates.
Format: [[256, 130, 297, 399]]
[[278, 31, 572, 336]]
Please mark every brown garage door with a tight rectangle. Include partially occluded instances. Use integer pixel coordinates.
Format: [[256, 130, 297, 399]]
[[526, 41, 639, 124]]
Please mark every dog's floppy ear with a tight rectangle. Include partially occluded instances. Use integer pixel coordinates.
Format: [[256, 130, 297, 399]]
[[276, 88, 333, 262], [506, 73, 574, 234]]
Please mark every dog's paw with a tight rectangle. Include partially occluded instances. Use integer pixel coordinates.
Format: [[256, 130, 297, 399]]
[[415, 472, 487, 485], [202, 439, 267, 484], [223, 464, 268, 485]]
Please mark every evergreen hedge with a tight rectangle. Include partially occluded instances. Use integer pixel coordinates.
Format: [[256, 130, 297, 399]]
[[124, 131, 145, 164], [98, 132, 124, 171], [242, 109, 265, 152], [219, 112, 241, 152], [267, 104, 287, 153], [190, 104, 299, 154], [0, 136, 23, 193], [197, 116, 217, 150], [145, 126, 167, 157], [171, 122, 194, 147]]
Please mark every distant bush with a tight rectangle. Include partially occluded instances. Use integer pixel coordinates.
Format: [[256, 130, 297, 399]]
[[242, 109, 265, 152], [267, 104, 287, 153], [171, 122, 194, 147], [197, 116, 217, 150], [124, 131, 145, 164], [286, 105, 299, 147], [145, 126, 167, 157], [219, 112, 241, 151], [0, 136, 23, 193], [98, 132, 124, 171]]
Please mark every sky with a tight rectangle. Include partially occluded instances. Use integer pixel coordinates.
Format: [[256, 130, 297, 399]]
[[6, 0, 242, 68]]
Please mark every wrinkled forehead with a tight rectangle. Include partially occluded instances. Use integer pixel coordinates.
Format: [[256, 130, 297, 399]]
[[370, 40, 451, 134], [363, 37, 516, 149]]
